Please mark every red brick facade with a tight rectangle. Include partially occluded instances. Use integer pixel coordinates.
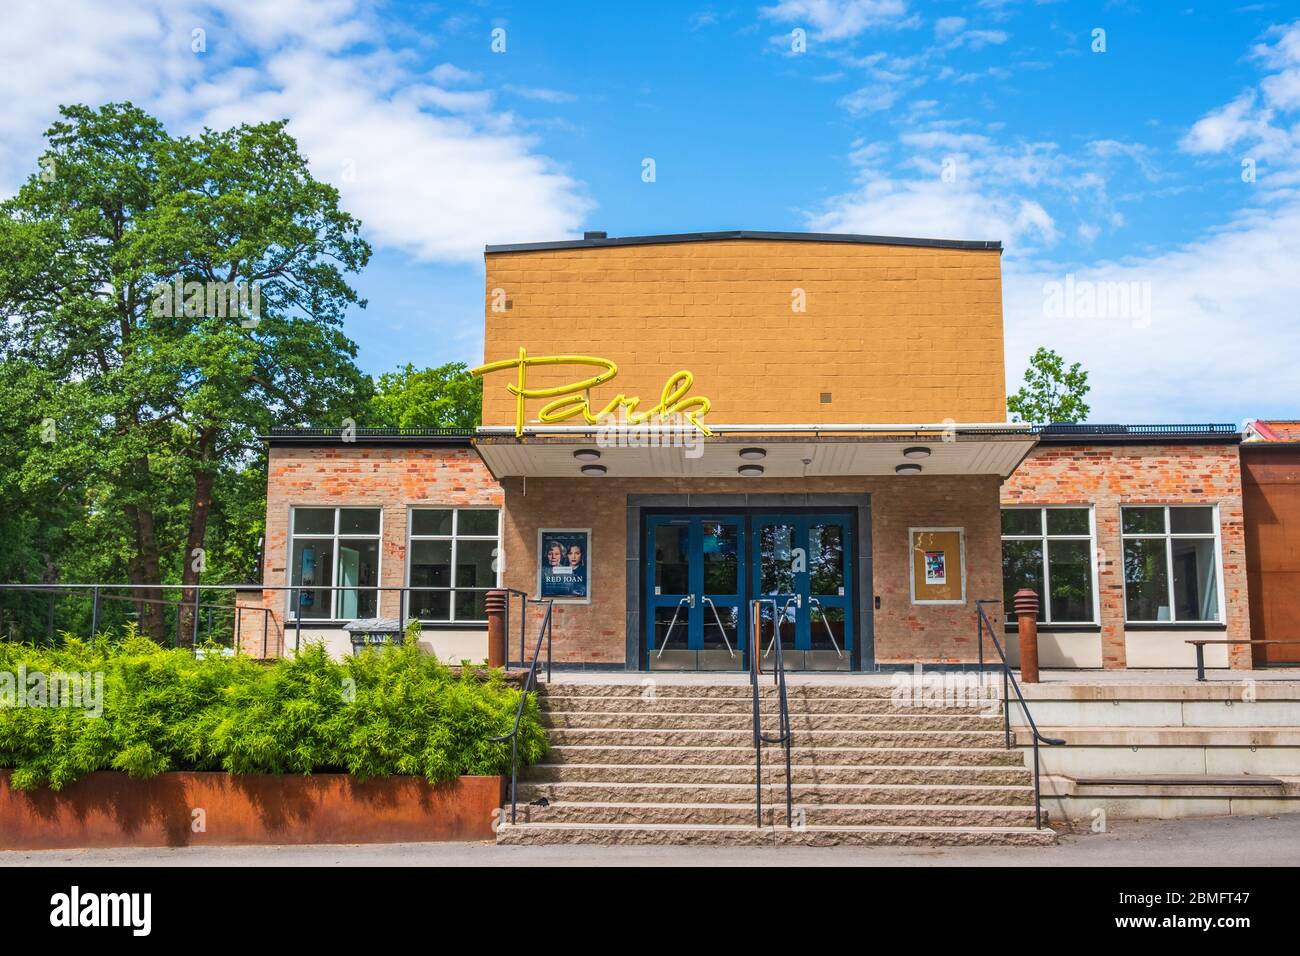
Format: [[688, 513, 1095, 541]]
[[254, 439, 1250, 670], [251, 444, 501, 656], [1001, 443, 1250, 669], [497, 473, 1002, 666]]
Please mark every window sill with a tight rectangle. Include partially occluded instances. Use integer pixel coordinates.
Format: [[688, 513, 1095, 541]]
[[1005, 624, 1100, 633], [1124, 622, 1227, 631], [287, 619, 488, 631]]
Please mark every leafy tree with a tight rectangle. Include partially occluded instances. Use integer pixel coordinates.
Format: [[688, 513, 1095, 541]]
[[0, 103, 374, 643], [1007, 347, 1091, 424], [366, 362, 482, 428]]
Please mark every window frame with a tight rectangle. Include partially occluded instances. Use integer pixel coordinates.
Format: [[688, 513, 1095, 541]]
[[1120, 504, 1225, 625], [1000, 505, 1100, 626], [406, 507, 502, 624], [287, 506, 384, 621]]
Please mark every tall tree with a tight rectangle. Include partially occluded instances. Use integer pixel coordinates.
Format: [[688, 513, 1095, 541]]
[[1007, 347, 1092, 424], [0, 103, 374, 643], [366, 362, 483, 429]]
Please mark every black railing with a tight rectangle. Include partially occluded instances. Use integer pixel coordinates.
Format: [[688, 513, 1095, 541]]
[[0, 583, 271, 654], [500, 588, 535, 672], [490, 598, 555, 824], [976, 599, 1065, 829], [0, 582, 515, 660], [750, 598, 793, 829]]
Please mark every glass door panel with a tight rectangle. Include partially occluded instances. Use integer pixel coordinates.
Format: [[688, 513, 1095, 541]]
[[751, 515, 854, 672], [647, 515, 746, 671]]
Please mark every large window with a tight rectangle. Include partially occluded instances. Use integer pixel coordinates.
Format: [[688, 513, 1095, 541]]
[[1121, 506, 1221, 623], [1001, 507, 1097, 624], [408, 508, 501, 623], [289, 507, 382, 620]]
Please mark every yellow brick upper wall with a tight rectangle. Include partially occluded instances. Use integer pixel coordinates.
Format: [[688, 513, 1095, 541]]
[[480, 238, 1006, 426]]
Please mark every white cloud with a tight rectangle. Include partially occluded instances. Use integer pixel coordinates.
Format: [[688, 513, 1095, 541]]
[[760, 0, 912, 41], [0, 0, 592, 263], [430, 63, 483, 86], [934, 16, 966, 39], [503, 85, 577, 104], [997, 21, 1300, 422], [1003, 198, 1300, 421], [839, 85, 901, 114], [806, 176, 1056, 247], [1181, 22, 1300, 164]]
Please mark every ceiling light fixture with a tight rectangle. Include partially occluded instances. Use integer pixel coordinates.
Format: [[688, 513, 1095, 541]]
[[581, 464, 608, 476], [573, 449, 601, 462], [895, 463, 922, 475], [902, 446, 932, 459], [738, 464, 765, 477], [739, 447, 767, 460]]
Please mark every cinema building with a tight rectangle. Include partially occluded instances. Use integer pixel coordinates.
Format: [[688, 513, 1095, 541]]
[[252, 231, 1260, 673]]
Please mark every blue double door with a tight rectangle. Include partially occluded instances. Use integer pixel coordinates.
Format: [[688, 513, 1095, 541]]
[[645, 512, 856, 671]]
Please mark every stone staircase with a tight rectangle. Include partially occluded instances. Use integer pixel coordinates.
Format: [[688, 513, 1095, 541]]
[[495, 681, 1057, 846]]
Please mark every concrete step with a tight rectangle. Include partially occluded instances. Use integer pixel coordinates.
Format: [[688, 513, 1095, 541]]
[[515, 780, 1037, 807], [545, 727, 1010, 748], [522, 762, 1032, 786], [495, 821, 1056, 847], [542, 711, 1002, 731], [541, 684, 906, 700], [547, 745, 1025, 767], [539, 695, 992, 715], [504, 800, 1039, 828]]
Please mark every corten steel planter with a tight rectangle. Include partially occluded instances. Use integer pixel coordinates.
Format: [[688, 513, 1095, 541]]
[[0, 770, 505, 850]]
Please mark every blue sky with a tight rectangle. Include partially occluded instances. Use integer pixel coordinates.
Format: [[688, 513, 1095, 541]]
[[4, 0, 1299, 423]]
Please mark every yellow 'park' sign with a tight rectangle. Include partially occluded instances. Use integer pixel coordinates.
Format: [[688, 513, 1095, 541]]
[[471, 348, 713, 438]]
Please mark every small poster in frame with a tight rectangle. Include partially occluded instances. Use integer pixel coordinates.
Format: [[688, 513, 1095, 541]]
[[538, 529, 591, 603], [924, 550, 947, 585], [910, 528, 966, 604]]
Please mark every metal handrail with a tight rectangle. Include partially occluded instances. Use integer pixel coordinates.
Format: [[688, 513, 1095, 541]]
[[0, 582, 273, 655], [490, 598, 555, 824], [499, 587, 531, 670], [976, 599, 1065, 829], [750, 598, 793, 829]]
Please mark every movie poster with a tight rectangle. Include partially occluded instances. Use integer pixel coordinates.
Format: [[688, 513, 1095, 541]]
[[924, 550, 946, 585], [538, 529, 591, 602]]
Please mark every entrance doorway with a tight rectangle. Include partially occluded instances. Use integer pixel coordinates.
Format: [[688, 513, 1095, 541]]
[[644, 510, 857, 671]]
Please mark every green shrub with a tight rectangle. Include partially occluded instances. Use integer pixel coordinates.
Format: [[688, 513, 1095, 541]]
[[0, 629, 547, 791]]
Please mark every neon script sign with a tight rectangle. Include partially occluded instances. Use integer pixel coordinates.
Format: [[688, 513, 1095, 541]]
[[471, 348, 713, 437]]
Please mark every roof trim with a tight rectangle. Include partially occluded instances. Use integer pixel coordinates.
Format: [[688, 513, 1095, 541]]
[[1033, 424, 1240, 446], [262, 426, 475, 448], [485, 230, 1002, 255]]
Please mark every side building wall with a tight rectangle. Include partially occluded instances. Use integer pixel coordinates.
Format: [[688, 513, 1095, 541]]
[[1001, 442, 1250, 670], [251, 443, 502, 660]]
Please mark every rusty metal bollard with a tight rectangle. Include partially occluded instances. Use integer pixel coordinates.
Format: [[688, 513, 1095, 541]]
[[485, 589, 507, 669], [1013, 588, 1041, 683]]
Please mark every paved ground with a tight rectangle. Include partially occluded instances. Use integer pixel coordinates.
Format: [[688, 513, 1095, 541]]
[[2, 814, 1297, 866]]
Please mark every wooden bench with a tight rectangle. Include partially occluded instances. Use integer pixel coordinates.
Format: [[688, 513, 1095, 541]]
[[1185, 640, 1300, 681]]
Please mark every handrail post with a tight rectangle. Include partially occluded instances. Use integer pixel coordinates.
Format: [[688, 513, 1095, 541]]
[[90, 586, 100, 638], [750, 601, 763, 828], [1033, 738, 1043, 829]]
